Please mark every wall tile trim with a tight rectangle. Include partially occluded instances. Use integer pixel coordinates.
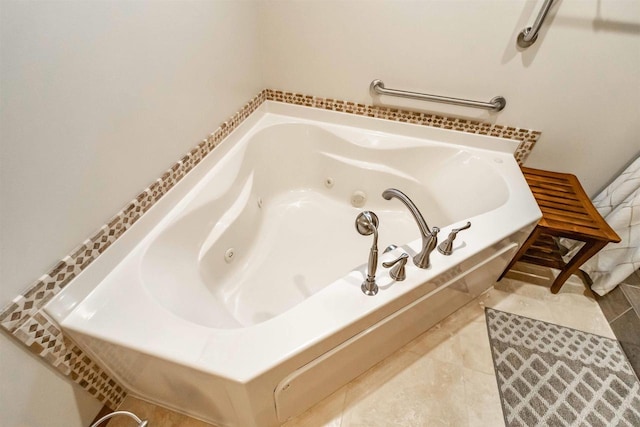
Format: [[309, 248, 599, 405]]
[[264, 89, 541, 165], [0, 88, 541, 409]]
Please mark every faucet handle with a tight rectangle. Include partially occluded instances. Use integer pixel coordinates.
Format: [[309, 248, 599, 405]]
[[382, 253, 409, 281], [383, 244, 398, 254], [437, 221, 471, 255]]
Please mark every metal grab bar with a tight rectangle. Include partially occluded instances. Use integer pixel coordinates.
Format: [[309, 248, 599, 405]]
[[370, 80, 506, 112], [517, 0, 555, 48]]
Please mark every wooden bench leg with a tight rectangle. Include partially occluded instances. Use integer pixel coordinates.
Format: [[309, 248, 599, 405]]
[[550, 240, 607, 294], [498, 227, 543, 281], [576, 269, 593, 287]]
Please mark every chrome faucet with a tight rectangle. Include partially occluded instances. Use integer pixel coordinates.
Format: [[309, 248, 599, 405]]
[[382, 188, 439, 269]]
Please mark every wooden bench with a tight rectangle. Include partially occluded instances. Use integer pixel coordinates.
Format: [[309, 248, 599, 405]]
[[498, 167, 621, 294]]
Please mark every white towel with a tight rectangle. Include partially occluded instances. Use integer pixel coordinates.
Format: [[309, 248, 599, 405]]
[[583, 156, 640, 295]]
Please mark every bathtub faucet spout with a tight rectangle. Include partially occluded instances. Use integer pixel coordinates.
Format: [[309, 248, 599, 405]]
[[382, 188, 439, 269]]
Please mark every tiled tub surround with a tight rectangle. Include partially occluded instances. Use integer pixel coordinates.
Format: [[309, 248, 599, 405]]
[[0, 89, 541, 413]]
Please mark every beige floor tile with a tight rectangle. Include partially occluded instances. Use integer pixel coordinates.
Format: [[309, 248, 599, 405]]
[[480, 280, 557, 324], [342, 353, 468, 427], [403, 297, 488, 363], [496, 275, 615, 338], [496, 276, 556, 300], [462, 367, 504, 427], [340, 348, 423, 403], [281, 388, 346, 427], [504, 262, 604, 312], [442, 297, 487, 326], [548, 302, 616, 338], [538, 281, 615, 338], [104, 272, 616, 427], [458, 320, 495, 375], [108, 396, 216, 427], [403, 320, 463, 365]]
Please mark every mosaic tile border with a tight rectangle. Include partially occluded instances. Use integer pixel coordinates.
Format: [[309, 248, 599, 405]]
[[0, 90, 267, 409], [264, 89, 541, 165], [0, 88, 540, 410]]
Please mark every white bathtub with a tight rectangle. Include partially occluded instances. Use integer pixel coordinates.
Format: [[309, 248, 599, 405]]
[[45, 102, 541, 426]]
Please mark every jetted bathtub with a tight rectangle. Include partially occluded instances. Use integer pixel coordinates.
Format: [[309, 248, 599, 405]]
[[45, 102, 541, 426]]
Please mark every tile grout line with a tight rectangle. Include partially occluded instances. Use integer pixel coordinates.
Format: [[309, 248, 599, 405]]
[[602, 304, 633, 325], [620, 283, 640, 317]]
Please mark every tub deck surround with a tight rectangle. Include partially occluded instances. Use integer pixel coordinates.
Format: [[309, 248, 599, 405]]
[[44, 102, 541, 426], [0, 88, 541, 413], [264, 89, 541, 165]]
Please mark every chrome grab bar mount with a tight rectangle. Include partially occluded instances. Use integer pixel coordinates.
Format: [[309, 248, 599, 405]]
[[518, 0, 555, 48]]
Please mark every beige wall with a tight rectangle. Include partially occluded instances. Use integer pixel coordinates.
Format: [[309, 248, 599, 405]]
[[0, 1, 262, 425], [259, 0, 640, 196], [1, 0, 639, 425]]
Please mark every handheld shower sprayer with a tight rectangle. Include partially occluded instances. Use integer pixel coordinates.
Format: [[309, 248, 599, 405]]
[[355, 211, 380, 296]]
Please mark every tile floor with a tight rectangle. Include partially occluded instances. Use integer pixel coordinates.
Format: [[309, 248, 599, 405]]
[[595, 269, 640, 377], [107, 264, 618, 427]]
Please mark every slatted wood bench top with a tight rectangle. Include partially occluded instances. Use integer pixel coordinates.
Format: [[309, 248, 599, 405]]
[[522, 167, 620, 242], [499, 167, 621, 293]]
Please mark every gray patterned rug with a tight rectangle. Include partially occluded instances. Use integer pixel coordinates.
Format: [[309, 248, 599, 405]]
[[485, 308, 640, 426]]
